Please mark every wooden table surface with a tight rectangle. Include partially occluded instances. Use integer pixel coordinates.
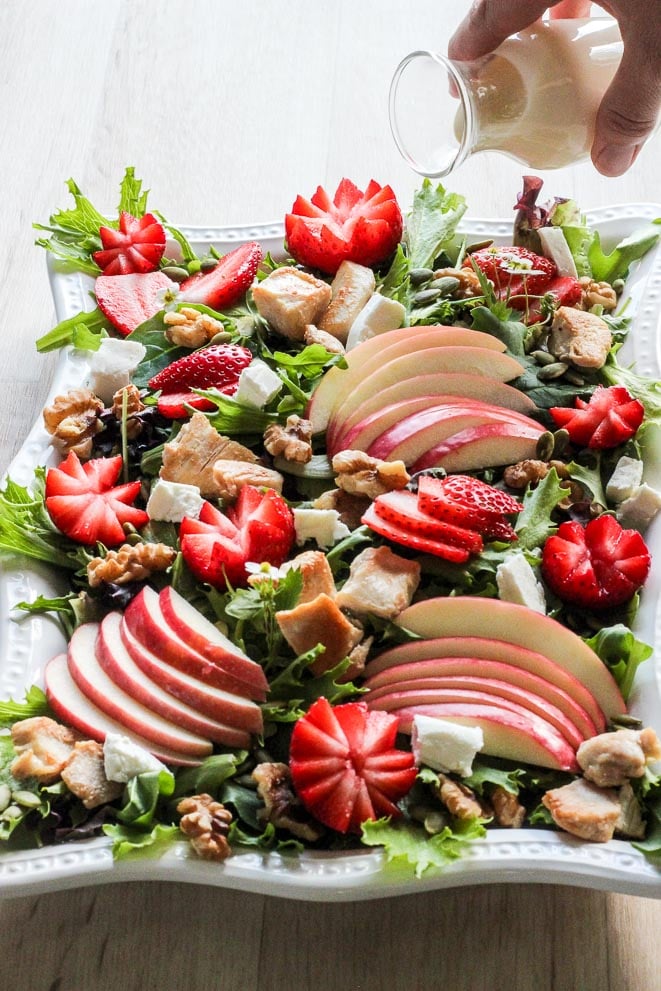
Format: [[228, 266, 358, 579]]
[[1, 2, 661, 988]]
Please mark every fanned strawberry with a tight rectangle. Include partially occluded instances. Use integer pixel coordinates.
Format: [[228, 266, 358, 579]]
[[45, 452, 148, 547], [550, 386, 645, 449], [416, 475, 521, 540], [541, 514, 651, 610], [95, 271, 177, 337], [179, 241, 263, 310], [362, 502, 472, 563], [289, 698, 416, 834], [372, 490, 483, 553], [466, 246, 556, 303], [148, 344, 253, 418], [439, 475, 524, 516], [179, 487, 294, 589], [93, 211, 166, 276], [285, 178, 403, 274]]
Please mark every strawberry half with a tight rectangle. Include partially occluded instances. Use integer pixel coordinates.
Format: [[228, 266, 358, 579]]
[[289, 697, 416, 834], [550, 386, 645, 450], [541, 514, 651, 611], [179, 241, 263, 310], [45, 452, 148, 547], [93, 211, 166, 276], [416, 475, 522, 541], [148, 343, 253, 418], [95, 271, 178, 337], [179, 487, 295, 589], [285, 178, 403, 275]]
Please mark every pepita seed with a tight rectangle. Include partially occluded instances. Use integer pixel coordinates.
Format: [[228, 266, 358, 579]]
[[208, 331, 233, 345], [433, 276, 461, 297], [552, 428, 570, 457], [531, 349, 556, 366], [12, 790, 42, 809], [0, 783, 11, 813], [412, 287, 442, 306], [564, 370, 585, 387], [160, 265, 190, 283], [612, 278, 625, 295], [409, 267, 434, 286], [1, 805, 22, 821], [537, 361, 569, 381], [200, 257, 218, 272], [536, 431, 555, 462], [465, 239, 494, 253], [611, 714, 644, 730], [424, 811, 449, 835]]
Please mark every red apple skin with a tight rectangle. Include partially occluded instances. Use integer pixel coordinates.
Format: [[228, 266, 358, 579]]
[[364, 656, 597, 740], [412, 421, 544, 473], [120, 617, 263, 733], [124, 587, 265, 700], [67, 624, 213, 757], [97, 613, 253, 748], [158, 586, 267, 699], [371, 700, 579, 772], [364, 637, 606, 733], [364, 677, 585, 749], [45, 653, 204, 767]]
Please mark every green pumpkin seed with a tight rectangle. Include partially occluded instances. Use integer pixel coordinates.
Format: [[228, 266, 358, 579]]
[[208, 331, 232, 345], [564, 370, 585, 387], [536, 431, 555, 461], [537, 361, 569, 381], [1, 805, 23, 821], [409, 267, 434, 286], [433, 276, 461, 297], [412, 287, 442, 306], [552, 428, 570, 456], [160, 265, 190, 283], [612, 278, 625, 294], [200, 257, 218, 272], [424, 811, 449, 835], [12, 790, 43, 809], [0, 784, 11, 813], [531, 349, 556, 366], [465, 239, 494, 253]]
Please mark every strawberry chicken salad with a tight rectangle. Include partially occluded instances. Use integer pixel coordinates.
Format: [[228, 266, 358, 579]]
[[1, 169, 661, 875]]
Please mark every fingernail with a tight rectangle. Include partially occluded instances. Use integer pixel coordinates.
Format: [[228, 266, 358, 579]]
[[594, 143, 642, 177]]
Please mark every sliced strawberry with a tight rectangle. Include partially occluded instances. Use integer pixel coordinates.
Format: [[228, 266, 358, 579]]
[[416, 475, 521, 541], [550, 386, 645, 450], [285, 179, 404, 274], [362, 503, 472, 563], [45, 452, 148, 547], [148, 344, 253, 418], [438, 475, 524, 516], [179, 241, 263, 310], [372, 490, 483, 553], [543, 275, 583, 308], [179, 487, 295, 589], [93, 211, 166, 276], [95, 271, 177, 337], [289, 698, 416, 834], [465, 245, 556, 305], [541, 514, 651, 611]]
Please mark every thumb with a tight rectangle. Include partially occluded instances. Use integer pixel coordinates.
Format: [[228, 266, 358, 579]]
[[592, 44, 661, 175]]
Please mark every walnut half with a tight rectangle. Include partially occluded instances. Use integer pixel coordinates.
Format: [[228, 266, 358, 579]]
[[177, 794, 233, 861]]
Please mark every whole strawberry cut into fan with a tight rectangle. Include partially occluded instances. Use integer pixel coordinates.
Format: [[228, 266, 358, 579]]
[[289, 698, 417, 835], [95, 271, 177, 337], [550, 385, 645, 450], [93, 211, 166, 276], [148, 343, 253, 418], [542, 514, 651, 611], [285, 178, 404, 275], [464, 245, 581, 314], [45, 452, 148, 547], [179, 485, 295, 589], [179, 241, 263, 310]]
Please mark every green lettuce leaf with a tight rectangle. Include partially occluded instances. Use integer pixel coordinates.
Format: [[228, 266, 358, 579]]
[[514, 469, 568, 551], [405, 180, 467, 270], [588, 221, 661, 284], [361, 815, 487, 878], [115, 769, 175, 828], [585, 624, 653, 700], [103, 822, 180, 859], [36, 306, 109, 353], [0, 686, 51, 729]]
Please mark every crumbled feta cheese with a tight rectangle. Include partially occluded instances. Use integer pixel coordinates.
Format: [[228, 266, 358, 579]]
[[538, 226, 578, 278], [496, 553, 546, 614], [606, 456, 645, 504], [411, 716, 484, 776], [293, 507, 350, 548], [345, 293, 406, 351], [616, 483, 661, 531], [146, 479, 204, 522], [103, 733, 168, 783], [234, 359, 283, 408], [89, 338, 147, 404]]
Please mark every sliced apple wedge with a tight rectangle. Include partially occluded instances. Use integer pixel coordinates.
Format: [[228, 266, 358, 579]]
[[375, 701, 579, 771], [98, 612, 253, 747], [411, 420, 544, 473], [394, 598, 626, 719], [45, 653, 205, 766], [67, 624, 214, 757], [363, 652, 599, 739]]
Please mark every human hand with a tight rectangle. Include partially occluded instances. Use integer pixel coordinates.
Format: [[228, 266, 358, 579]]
[[448, 1, 661, 176]]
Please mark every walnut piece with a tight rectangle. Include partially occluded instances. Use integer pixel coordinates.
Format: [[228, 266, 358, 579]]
[[11, 717, 80, 783], [332, 450, 410, 499], [111, 384, 145, 440], [435, 774, 486, 821], [578, 277, 618, 312], [263, 415, 313, 464], [177, 793, 233, 861], [212, 459, 284, 501], [490, 786, 526, 828], [43, 388, 104, 458], [61, 740, 123, 809], [252, 762, 324, 842], [87, 542, 177, 587], [434, 266, 484, 298], [164, 307, 225, 347], [577, 727, 661, 788]]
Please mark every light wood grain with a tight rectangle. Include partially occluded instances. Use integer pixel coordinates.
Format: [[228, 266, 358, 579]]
[[1, 2, 661, 989]]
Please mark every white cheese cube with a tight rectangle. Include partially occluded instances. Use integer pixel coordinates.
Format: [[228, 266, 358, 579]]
[[234, 359, 283, 408], [606, 456, 644, 504], [103, 733, 169, 783], [538, 226, 578, 278], [616, 484, 661, 531], [147, 479, 204, 522], [345, 293, 407, 351], [411, 716, 484, 777], [496, 553, 546, 614], [293, 507, 350, 548], [89, 338, 147, 404]]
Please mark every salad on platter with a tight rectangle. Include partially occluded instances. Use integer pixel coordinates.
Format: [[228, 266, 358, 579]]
[[1, 168, 661, 880]]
